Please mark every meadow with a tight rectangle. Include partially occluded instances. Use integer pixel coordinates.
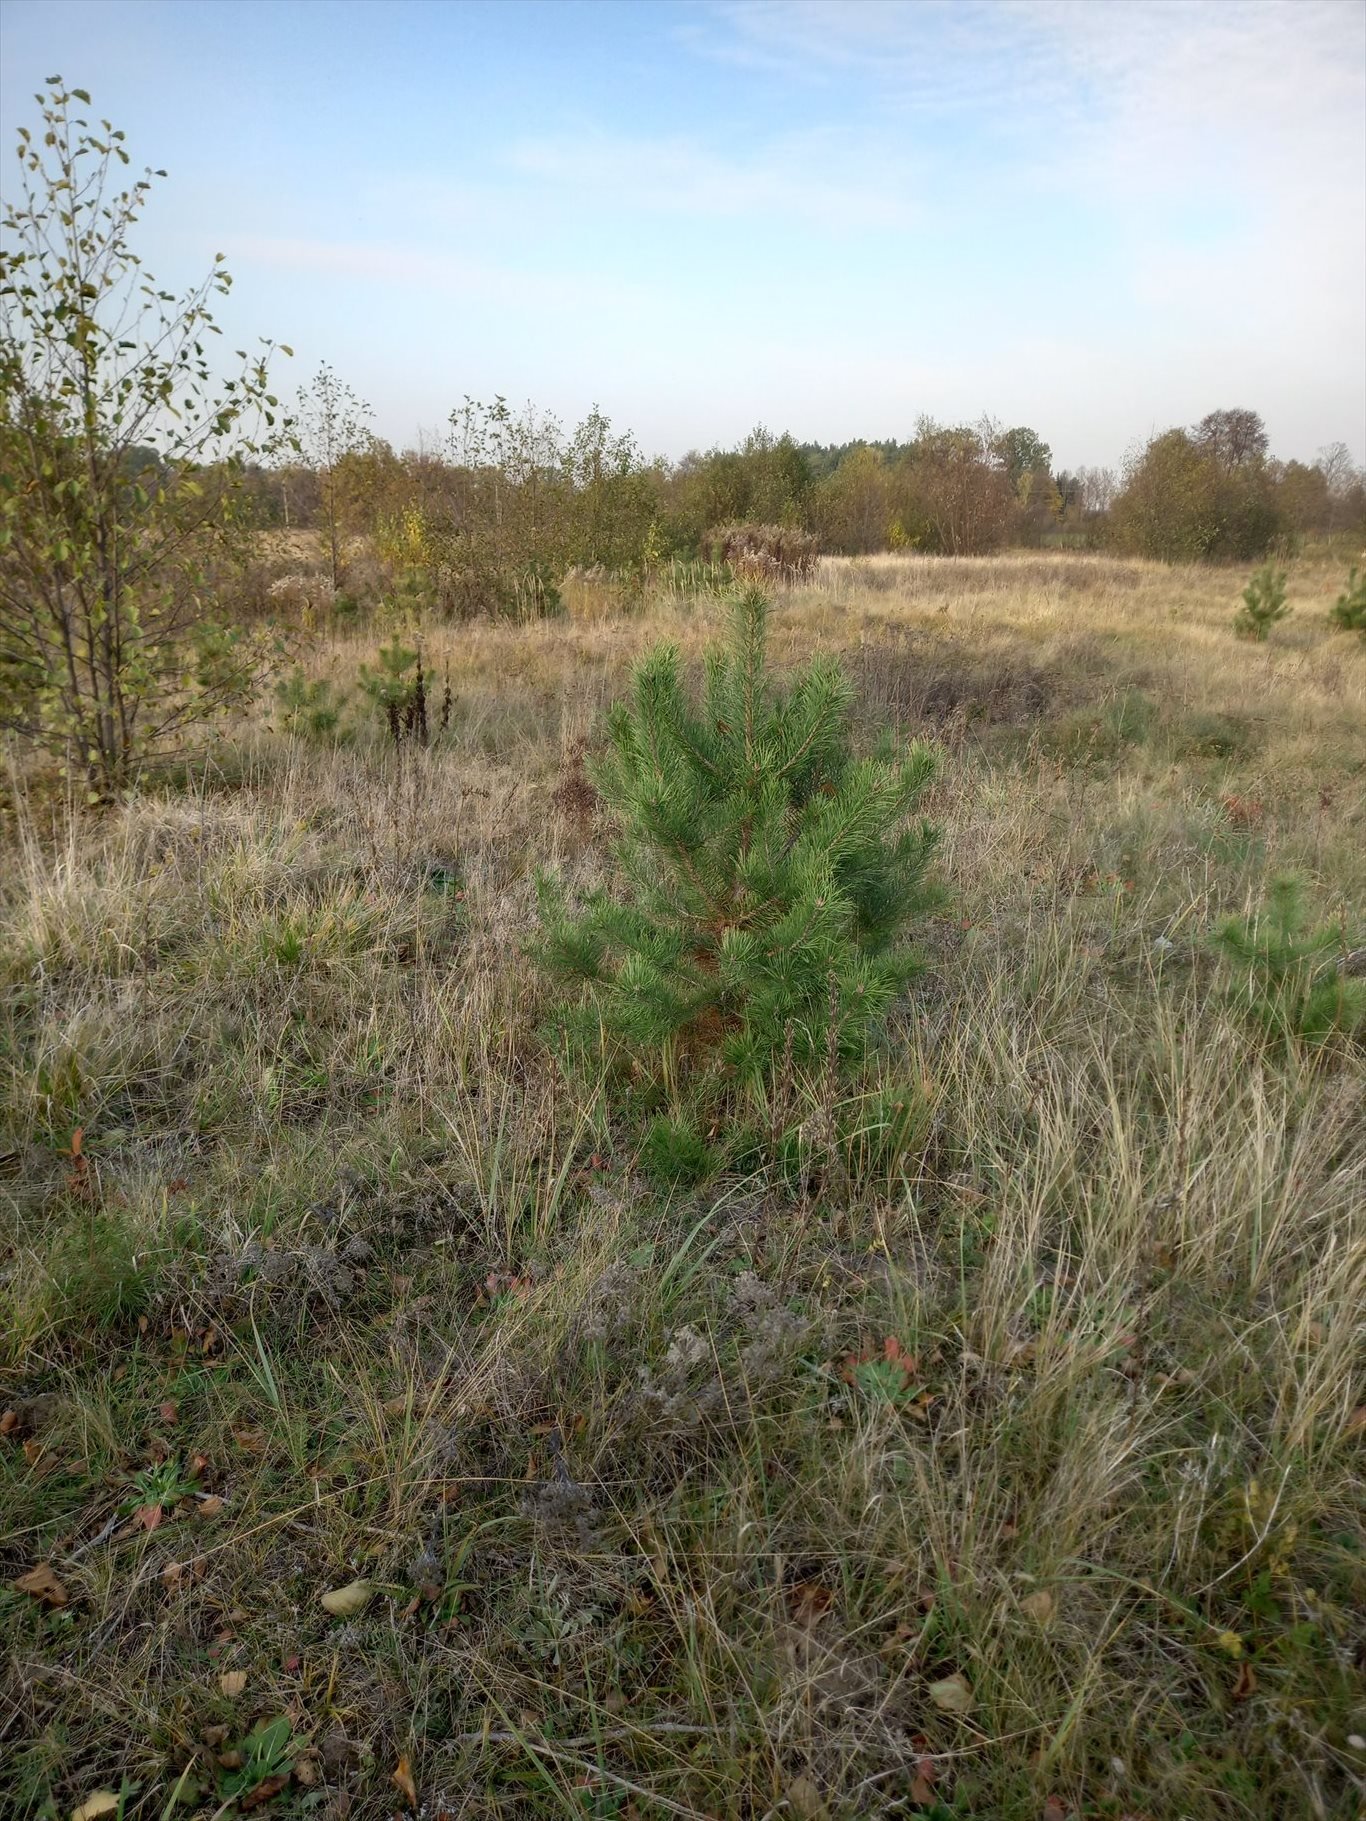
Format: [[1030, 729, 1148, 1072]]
[[2, 549, 1363, 1821]]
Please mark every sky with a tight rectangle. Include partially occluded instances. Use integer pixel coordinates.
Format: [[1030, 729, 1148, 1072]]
[[1, 0, 1363, 473]]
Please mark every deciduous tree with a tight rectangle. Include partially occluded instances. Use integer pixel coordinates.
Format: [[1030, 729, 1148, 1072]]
[[0, 79, 289, 788]]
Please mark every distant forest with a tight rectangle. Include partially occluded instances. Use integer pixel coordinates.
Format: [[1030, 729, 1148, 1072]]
[[221, 391, 1363, 577]]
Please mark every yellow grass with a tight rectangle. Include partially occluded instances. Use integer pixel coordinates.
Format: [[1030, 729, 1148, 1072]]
[[1, 551, 1363, 1820]]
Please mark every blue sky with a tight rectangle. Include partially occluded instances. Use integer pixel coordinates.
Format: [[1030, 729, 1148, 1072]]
[[1, 0, 1362, 471]]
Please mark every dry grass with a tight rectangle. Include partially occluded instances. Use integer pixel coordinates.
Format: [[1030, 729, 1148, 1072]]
[[1, 551, 1363, 1821]]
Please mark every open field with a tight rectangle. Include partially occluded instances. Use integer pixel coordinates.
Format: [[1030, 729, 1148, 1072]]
[[2, 550, 1364, 1821]]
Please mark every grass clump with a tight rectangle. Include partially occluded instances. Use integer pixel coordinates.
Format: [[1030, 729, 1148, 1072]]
[[535, 587, 940, 1170]]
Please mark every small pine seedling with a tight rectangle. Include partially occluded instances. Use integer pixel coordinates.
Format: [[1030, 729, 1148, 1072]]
[[274, 666, 345, 739], [1329, 565, 1366, 638], [1233, 564, 1290, 641], [358, 639, 436, 745], [535, 587, 942, 1162], [1214, 875, 1365, 1046], [357, 638, 419, 717]]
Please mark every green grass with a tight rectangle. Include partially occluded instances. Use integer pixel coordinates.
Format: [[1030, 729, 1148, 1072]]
[[2, 553, 1364, 1820]]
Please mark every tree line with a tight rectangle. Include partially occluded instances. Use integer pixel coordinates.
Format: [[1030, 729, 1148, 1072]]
[[235, 392, 1363, 577]]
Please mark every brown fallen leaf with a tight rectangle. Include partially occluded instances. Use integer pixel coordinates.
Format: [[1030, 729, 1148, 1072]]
[[239, 1772, 291, 1810], [70, 1794, 121, 1821], [909, 1753, 938, 1804], [784, 1775, 829, 1820], [134, 1503, 164, 1532], [1021, 1588, 1057, 1624], [320, 1579, 374, 1618], [928, 1672, 974, 1714], [392, 1754, 418, 1806], [159, 1400, 179, 1425], [14, 1562, 68, 1607], [220, 1669, 248, 1698], [787, 1580, 836, 1625], [196, 1495, 225, 1518], [1041, 1799, 1070, 1821], [1232, 1658, 1257, 1701], [0, 1408, 18, 1437]]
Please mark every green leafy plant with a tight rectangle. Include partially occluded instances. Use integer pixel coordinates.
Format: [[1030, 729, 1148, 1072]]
[[119, 1455, 200, 1519], [839, 1334, 926, 1408], [1329, 565, 1366, 637], [215, 1715, 297, 1805], [536, 587, 941, 1159], [1213, 876, 1365, 1046], [1233, 564, 1290, 641], [0, 80, 290, 789]]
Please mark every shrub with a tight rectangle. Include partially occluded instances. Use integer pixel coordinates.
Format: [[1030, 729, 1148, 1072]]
[[535, 588, 941, 1162], [1233, 564, 1290, 641], [1111, 429, 1282, 563], [1214, 876, 1365, 1047], [703, 523, 820, 585], [1329, 565, 1366, 637], [265, 572, 337, 621]]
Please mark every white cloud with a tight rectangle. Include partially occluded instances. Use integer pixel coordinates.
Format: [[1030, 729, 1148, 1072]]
[[219, 233, 652, 316], [675, 0, 1364, 460], [505, 127, 921, 232]]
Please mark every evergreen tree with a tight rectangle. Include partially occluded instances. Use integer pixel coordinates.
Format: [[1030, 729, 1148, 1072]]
[[1214, 876, 1365, 1047], [536, 589, 941, 1150], [1330, 565, 1366, 638], [1233, 564, 1290, 640]]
